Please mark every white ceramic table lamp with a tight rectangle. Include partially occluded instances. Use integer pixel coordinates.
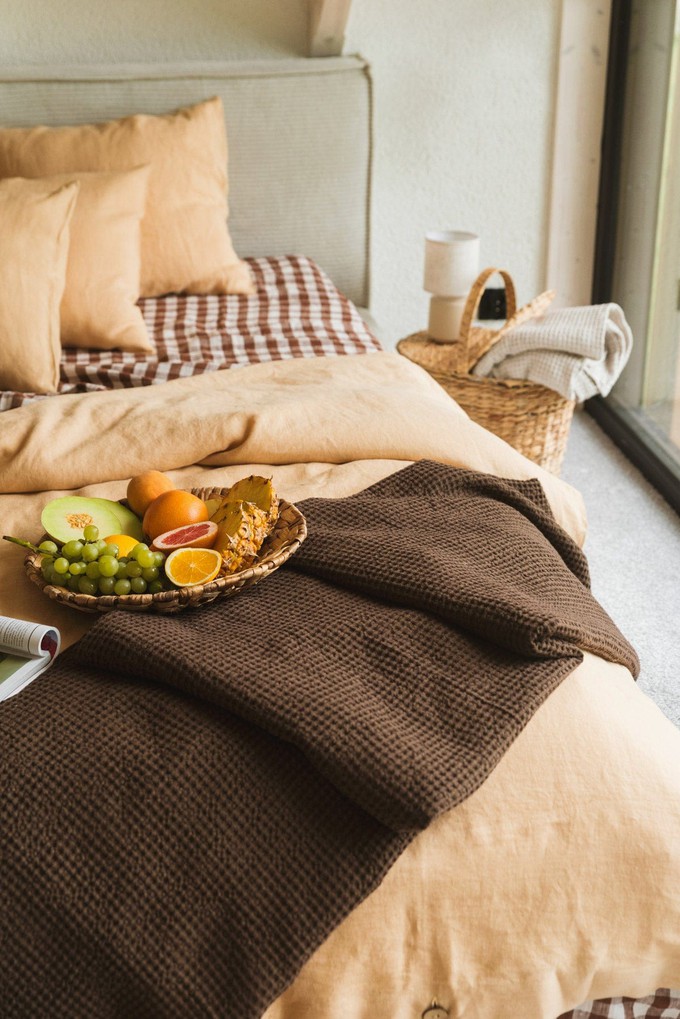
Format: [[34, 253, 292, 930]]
[[424, 230, 480, 342]]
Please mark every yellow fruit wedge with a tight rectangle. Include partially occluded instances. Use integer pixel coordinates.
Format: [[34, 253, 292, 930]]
[[164, 547, 222, 587], [104, 534, 139, 557], [213, 501, 270, 574], [203, 497, 221, 519], [210, 476, 279, 575], [220, 475, 280, 525]]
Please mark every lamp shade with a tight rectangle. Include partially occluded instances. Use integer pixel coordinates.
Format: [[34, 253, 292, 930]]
[[423, 230, 480, 297]]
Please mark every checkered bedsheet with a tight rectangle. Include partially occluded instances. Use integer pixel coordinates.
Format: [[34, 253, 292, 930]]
[[0, 255, 381, 412], [560, 989, 680, 1018]]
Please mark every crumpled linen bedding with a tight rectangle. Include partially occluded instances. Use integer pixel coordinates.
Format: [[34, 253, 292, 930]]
[[1, 462, 639, 1018], [0, 352, 678, 1018]]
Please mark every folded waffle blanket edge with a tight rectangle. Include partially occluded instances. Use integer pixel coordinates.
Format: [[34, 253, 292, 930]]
[[472, 302, 633, 401]]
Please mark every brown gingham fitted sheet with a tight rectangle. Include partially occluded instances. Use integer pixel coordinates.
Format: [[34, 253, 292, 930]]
[[560, 989, 680, 1018], [0, 255, 381, 411]]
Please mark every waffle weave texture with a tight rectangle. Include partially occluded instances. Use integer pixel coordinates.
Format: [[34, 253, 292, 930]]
[[0, 461, 638, 1018]]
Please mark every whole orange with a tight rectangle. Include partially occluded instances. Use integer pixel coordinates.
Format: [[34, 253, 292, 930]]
[[127, 470, 175, 518], [143, 489, 209, 541]]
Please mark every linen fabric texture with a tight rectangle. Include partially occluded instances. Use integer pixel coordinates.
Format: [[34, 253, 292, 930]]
[[0, 177, 78, 394], [43, 165, 153, 352], [0, 461, 637, 1017], [0, 96, 254, 298]]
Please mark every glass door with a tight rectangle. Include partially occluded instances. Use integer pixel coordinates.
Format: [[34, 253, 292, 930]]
[[593, 0, 680, 510]]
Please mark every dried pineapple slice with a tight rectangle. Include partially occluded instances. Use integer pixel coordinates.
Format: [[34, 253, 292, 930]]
[[213, 500, 271, 574]]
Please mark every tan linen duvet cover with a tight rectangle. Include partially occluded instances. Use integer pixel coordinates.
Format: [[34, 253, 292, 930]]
[[1, 352, 679, 1018]]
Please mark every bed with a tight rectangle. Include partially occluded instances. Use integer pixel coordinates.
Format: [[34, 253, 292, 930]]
[[0, 58, 679, 1019]]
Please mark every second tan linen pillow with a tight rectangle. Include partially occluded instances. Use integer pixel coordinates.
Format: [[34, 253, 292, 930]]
[[0, 177, 78, 394], [0, 97, 254, 299], [47, 165, 153, 352]]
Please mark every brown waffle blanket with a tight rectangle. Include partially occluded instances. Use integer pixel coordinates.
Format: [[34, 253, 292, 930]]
[[0, 461, 638, 1018]]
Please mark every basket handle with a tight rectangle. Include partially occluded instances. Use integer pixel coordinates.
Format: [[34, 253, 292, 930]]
[[458, 267, 556, 371], [458, 267, 517, 347]]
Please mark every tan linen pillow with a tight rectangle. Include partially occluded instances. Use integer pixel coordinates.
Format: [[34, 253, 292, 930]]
[[0, 97, 254, 299], [47, 165, 153, 352], [0, 177, 78, 394]]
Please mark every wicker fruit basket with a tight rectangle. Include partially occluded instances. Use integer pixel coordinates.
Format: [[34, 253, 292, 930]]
[[398, 267, 576, 475], [24, 487, 307, 614]]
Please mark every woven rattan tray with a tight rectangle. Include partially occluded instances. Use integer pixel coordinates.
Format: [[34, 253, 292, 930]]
[[24, 487, 307, 614], [398, 267, 575, 475]]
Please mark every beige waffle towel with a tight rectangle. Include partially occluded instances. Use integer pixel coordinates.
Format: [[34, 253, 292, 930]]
[[472, 303, 633, 401]]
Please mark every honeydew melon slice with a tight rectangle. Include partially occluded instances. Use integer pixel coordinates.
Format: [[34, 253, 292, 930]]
[[88, 498, 144, 541], [41, 497, 123, 545]]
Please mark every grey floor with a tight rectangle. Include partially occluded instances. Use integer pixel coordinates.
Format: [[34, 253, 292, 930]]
[[561, 410, 680, 728]]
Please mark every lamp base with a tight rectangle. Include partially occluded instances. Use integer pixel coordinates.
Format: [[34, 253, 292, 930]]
[[427, 295, 466, 343]]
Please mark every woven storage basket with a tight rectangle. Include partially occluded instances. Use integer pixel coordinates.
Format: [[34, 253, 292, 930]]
[[398, 267, 576, 475], [24, 488, 307, 614]]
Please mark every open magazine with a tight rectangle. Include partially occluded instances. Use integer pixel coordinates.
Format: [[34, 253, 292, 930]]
[[0, 615, 61, 702]]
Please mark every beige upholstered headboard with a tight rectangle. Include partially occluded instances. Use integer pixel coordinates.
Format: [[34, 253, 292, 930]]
[[0, 56, 372, 308]]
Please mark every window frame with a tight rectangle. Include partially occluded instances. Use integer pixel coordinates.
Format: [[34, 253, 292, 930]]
[[589, 0, 680, 515]]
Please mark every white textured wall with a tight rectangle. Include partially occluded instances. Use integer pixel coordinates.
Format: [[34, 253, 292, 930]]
[[345, 1, 561, 346], [0, 0, 561, 348]]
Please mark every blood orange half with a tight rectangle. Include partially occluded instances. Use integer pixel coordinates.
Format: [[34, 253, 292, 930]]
[[151, 520, 218, 552]]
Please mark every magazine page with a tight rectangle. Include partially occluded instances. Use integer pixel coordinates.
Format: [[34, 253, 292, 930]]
[[0, 615, 59, 658], [0, 616, 61, 702]]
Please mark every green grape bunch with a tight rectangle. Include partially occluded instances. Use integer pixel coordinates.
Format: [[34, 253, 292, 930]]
[[3, 527, 170, 597]]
